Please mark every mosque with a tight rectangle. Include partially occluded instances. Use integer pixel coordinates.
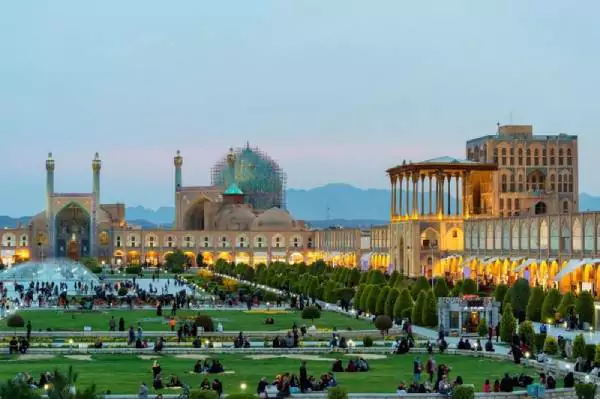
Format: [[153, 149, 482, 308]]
[[0, 144, 316, 266]]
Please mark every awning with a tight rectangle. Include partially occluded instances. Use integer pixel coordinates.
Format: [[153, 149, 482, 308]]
[[554, 259, 590, 282], [513, 258, 538, 273]]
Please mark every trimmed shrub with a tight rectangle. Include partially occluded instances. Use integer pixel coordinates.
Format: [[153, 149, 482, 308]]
[[367, 285, 381, 315], [368, 270, 386, 286], [374, 315, 393, 335], [575, 384, 596, 399], [500, 303, 517, 343], [510, 278, 530, 322], [421, 290, 438, 328], [503, 288, 513, 312], [535, 334, 547, 354], [494, 284, 509, 306], [411, 276, 430, 298], [125, 266, 141, 275], [117, 287, 128, 296], [573, 334, 587, 359], [478, 317, 488, 338], [460, 279, 477, 295], [433, 278, 449, 298], [393, 289, 413, 320], [384, 288, 400, 318], [519, 321, 536, 352], [354, 284, 366, 310], [328, 387, 348, 399], [452, 385, 475, 399], [376, 286, 390, 315], [411, 291, 427, 326], [359, 285, 373, 311], [585, 344, 596, 363], [195, 315, 215, 332], [543, 335, 559, 355], [190, 391, 219, 399], [541, 289, 562, 322], [450, 281, 462, 297], [558, 291, 577, 318], [362, 336, 373, 347], [526, 287, 545, 322], [301, 306, 321, 323], [576, 291, 595, 325], [6, 314, 24, 329], [595, 344, 600, 364]]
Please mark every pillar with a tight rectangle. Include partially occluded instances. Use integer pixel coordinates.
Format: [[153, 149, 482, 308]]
[[429, 174, 433, 216], [447, 174, 452, 215], [46, 153, 55, 256], [390, 176, 395, 218], [412, 174, 418, 216], [455, 174, 460, 216], [399, 175, 403, 217], [420, 174, 425, 216], [405, 174, 410, 216], [91, 153, 101, 257], [438, 173, 445, 217], [92, 152, 101, 205], [174, 150, 183, 226], [462, 171, 468, 217]]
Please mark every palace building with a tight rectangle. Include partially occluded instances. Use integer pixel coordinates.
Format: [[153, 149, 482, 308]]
[[0, 145, 316, 266]]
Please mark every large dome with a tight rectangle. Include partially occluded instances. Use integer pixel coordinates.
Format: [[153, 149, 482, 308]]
[[211, 143, 286, 210], [252, 207, 297, 231], [214, 205, 256, 231], [1, 259, 100, 284]]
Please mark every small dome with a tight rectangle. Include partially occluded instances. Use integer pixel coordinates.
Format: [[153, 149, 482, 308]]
[[214, 205, 256, 231], [252, 207, 297, 230]]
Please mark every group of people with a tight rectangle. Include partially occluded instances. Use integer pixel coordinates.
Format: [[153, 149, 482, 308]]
[[331, 358, 369, 373], [192, 359, 225, 374]]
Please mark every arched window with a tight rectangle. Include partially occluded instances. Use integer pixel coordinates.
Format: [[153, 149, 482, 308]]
[[550, 147, 555, 165], [203, 236, 210, 248], [501, 148, 507, 165], [518, 174, 524, 192], [509, 147, 514, 165], [567, 148, 572, 165], [531, 175, 538, 191], [568, 174, 573, 192], [501, 175, 507, 192], [116, 236, 122, 247], [559, 148, 564, 166], [542, 148, 547, 165], [518, 148, 523, 165], [563, 200, 569, 214], [307, 237, 313, 249], [534, 148, 539, 165], [550, 174, 556, 192], [534, 202, 547, 215], [558, 175, 563, 193], [526, 148, 531, 166], [509, 174, 515, 192]]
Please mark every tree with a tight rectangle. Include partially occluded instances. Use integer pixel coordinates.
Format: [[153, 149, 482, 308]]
[[541, 288, 562, 322], [494, 284, 509, 307], [367, 285, 381, 315], [411, 276, 430, 298], [511, 278, 530, 322], [6, 314, 24, 335], [433, 278, 449, 298], [347, 269, 362, 287], [47, 365, 101, 399], [165, 249, 187, 271], [354, 284, 366, 310], [543, 336, 559, 355], [0, 379, 42, 399], [526, 287, 545, 322], [388, 271, 400, 287], [80, 257, 99, 269], [302, 306, 321, 324], [196, 253, 204, 267], [421, 290, 438, 328], [478, 317, 488, 337], [411, 291, 427, 326], [374, 315, 393, 335], [393, 289, 413, 319], [368, 270, 386, 285], [376, 286, 390, 315], [384, 288, 400, 317], [503, 288, 513, 312], [558, 291, 577, 317], [360, 285, 373, 312], [576, 291, 595, 325], [460, 278, 477, 295], [519, 321, 536, 353], [500, 303, 517, 343], [573, 334, 587, 359], [450, 280, 463, 297]]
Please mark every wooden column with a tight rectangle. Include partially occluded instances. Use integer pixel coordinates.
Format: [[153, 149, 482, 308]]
[[398, 175, 403, 216], [428, 174, 433, 216], [455, 174, 460, 216], [447, 173, 452, 215], [420, 174, 425, 216]]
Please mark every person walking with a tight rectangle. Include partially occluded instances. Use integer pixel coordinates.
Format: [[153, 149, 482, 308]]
[[299, 361, 309, 393]]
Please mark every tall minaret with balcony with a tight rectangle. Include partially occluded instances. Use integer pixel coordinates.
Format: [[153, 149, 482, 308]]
[[174, 150, 183, 227], [91, 153, 101, 256], [46, 152, 55, 254]]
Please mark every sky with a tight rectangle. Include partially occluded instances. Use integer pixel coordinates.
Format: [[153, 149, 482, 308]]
[[1, 1, 600, 216]]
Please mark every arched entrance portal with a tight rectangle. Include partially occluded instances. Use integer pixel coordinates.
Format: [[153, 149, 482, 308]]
[[184, 199, 206, 230], [54, 202, 91, 261]]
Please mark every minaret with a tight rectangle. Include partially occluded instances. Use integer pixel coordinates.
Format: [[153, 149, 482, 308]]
[[92, 152, 101, 205], [174, 150, 183, 225], [227, 147, 236, 184], [45, 152, 55, 217]]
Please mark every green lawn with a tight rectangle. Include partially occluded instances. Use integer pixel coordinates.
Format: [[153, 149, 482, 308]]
[[2, 309, 372, 332], [0, 353, 526, 394]]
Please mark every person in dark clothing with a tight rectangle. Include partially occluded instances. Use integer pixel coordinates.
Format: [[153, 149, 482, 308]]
[[500, 373, 514, 392], [299, 361, 309, 393], [495, 324, 500, 343], [546, 373, 556, 389], [212, 379, 223, 397], [26, 321, 32, 341], [118, 317, 125, 332]]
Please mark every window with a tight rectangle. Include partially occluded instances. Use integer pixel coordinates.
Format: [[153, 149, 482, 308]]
[[501, 148, 507, 165], [501, 175, 507, 193], [559, 148, 564, 166], [275, 236, 281, 248], [493, 148, 498, 164], [203, 236, 210, 248], [526, 148, 531, 166], [518, 148, 523, 165], [534, 148, 539, 165], [514, 199, 520, 210], [452, 230, 458, 238], [535, 202, 547, 215], [307, 238, 313, 249], [116, 236, 122, 247], [550, 174, 556, 192], [568, 174, 573, 192], [550, 148, 555, 165], [567, 148, 572, 165], [510, 174, 515, 192], [167, 236, 173, 248], [507, 198, 512, 211], [509, 147, 514, 166], [499, 198, 504, 211], [558, 175, 563, 193], [542, 149, 547, 166], [518, 174, 524, 192], [563, 201, 569, 214]]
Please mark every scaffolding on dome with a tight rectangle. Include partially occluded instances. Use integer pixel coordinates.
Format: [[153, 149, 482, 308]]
[[211, 143, 287, 210]]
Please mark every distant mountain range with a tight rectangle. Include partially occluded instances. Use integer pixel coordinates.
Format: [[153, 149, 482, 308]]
[[1, 183, 600, 229]]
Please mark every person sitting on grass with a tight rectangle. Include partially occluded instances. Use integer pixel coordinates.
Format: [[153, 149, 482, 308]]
[[200, 378, 211, 390], [166, 375, 183, 388], [265, 317, 275, 325], [485, 339, 495, 352], [193, 360, 202, 374], [211, 379, 223, 397], [209, 360, 224, 374], [152, 373, 163, 390], [331, 360, 344, 373], [9, 337, 18, 354]]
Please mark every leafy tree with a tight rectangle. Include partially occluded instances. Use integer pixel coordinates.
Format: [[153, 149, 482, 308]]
[[411, 276, 430, 298], [354, 284, 366, 310], [368, 270, 386, 285], [196, 253, 204, 267], [433, 278, 449, 298], [359, 285, 373, 311], [576, 291, 595, 325], [421, 290, 438, 327], [347, 269, 362, 287], [80, 256, 99, 269], [494, 284, 509, 307], [500, 303, 517, 343], [478, 317, 488, 337], [558, 291, 577, 317], [450, 281, 463, 297], [374, 315, 393, 335], [376, 286, 390, 315], [411, 291, 427, 326], [460, 278, 477, 295], [165, 249, 187, 271], [541, 288, 561, 322], [573, 334, 587, 359], [388, 271, 400, 287], [503, 288, 513, 312], [510, 278, 530, 321], [519, 321, 536, 352], [543, 336, 558, 355], [393, 289, 413, 319], [302, 306, 321, 324], [384, 288, 400, 317], [0, 379, 42, 399], [367, 285, 381, 315], [526, 287, 545, 322]]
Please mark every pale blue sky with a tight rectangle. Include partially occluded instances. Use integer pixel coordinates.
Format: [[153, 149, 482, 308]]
[[1, 1, 599, 216]]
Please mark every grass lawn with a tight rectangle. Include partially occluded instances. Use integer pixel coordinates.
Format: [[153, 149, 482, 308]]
[[1, 309, 373, 332], [0, 353, 527, 394]]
